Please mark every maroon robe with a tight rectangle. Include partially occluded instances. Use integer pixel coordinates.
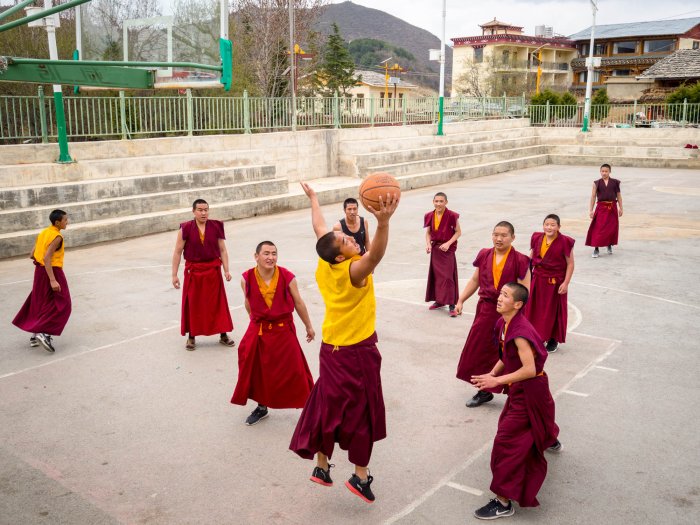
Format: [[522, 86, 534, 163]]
[[489, 313, 559, 507], [456, 247, 530, 382], [524, 233, 574, 344], [586, 177, 621, 247], [180, 219, 233, 336], [13, 262, 72, 336], [231, 267, 313, 409], [424, 208, 459, 305], [289, 333, 386, 467]]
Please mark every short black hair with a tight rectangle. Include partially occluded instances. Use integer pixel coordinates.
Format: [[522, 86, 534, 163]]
[[494, 220, 515, 235], [600, 163, 612, 171], [433, 192, 447, 200], [256, 241, 276, 254], [316, 232, 341, 264], [504, 282, 529, 306], [49, 209, 67, 226], [343, 198, 358, 210], [544, 214, 560, 226], [192, 199, 208, 210]]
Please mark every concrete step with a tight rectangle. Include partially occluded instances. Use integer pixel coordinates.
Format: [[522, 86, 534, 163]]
[[0, 149, 267, 188], [0, 165, 277, 211], [0, 178, 288, 235], [547, 144, 699, 158], [362, 146, 546, 178], [547, 154, 700, 170]]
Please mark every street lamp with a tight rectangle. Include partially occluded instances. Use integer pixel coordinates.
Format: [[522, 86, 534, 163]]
[[582, 0, 598, 132], [530, 44, 547, 95], [437, 0, 446, 136]]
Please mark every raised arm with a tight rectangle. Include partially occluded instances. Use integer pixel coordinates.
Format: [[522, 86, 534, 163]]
[[172, 229, 185, 289], [300, 182, 328, 239]]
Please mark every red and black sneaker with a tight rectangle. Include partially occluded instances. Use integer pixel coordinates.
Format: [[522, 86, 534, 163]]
[[345, 474, 375, 503], [310, 464, 334, 487]]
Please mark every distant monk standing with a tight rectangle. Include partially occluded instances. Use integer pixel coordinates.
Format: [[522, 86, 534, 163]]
[[333, 198, 372, 255], [172, 199, 235, 350], [424, 192, 461, 317], [585, 163, 623, 258]]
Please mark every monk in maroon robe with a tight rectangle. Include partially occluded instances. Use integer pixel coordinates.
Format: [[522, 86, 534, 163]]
[[13, 209, 72, 353], [524, 214, 575, 353], [456, 221, 530, 408], [172, 199, 234, 350], [586, 163, 623, 258], [424, 192, 461, 317], [231, 241, 315, 425], [471, 282, 559, 519]]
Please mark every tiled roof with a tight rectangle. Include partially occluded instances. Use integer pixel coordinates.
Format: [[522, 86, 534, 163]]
[[638, 49, 700, 79], [355, 69, 417, 88], [569, 17, 700, 40]]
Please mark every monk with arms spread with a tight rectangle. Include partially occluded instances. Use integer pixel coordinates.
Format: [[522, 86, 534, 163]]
[[586, 163, 623, 258], [290, 182, 398, 504], [231, 241, 315, 426], [425, 192, 461, 317]]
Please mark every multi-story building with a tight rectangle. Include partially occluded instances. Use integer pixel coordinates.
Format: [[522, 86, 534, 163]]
[[451, 18, 577, 96], [569, 17, 700, 99]]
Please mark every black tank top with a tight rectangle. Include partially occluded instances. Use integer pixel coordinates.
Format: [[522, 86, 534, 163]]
[[340, 218, 367, 255]]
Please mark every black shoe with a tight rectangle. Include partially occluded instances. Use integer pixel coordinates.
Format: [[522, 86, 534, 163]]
[[345, 473, 375, 503], [474, 498, 514, 520], [546, 339, 559, 353], [245, 406, 268, 426], [36, 333, 55, 353], [467, 390, 494, 408], [548, 440, 563, 453], [29, 335, 39, 348], [592, 248, 600, 258], [310, 464, 334, 487], [607, 245, 613, 255]]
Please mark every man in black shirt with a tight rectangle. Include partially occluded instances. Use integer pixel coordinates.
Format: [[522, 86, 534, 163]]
[[333, 198, 372, 255]]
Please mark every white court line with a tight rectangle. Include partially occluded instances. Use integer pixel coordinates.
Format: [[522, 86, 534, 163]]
[[445, 482, 484, 496], [595, 365, 619, 372], [561, 390, 590, 397], [572, 280, 700, 310], [0, 304, 245, 381], [376, 294, 475, 316], [567, 301, 582, 333]]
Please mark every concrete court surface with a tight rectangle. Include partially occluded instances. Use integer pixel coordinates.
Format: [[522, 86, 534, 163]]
[[0, 164, 698, 525]]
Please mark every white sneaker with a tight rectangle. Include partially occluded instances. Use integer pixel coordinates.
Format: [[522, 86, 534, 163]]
[[592, 248, 600, 258]]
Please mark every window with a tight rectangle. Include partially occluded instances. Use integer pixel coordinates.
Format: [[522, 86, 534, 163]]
[[502, 50, 510, 65], [594, 43, 607, 55], [644, 39, 675, 53], [580, 44, 589, 56], [612, 70, 631, 76], [398, 93, 404, 108], [474, 47, 483, 63], [613, 41, 637, 54], [578, 71, 601, 83], [356, 93, 364, 109], [379, 92, 385, 108], [694, 41, 699, 50]]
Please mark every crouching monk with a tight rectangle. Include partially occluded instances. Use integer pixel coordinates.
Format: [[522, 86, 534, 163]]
[[471, 282, 560, 520]]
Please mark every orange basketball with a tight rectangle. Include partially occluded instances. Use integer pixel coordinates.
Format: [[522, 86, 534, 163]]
[[359, 172, 401, 212]]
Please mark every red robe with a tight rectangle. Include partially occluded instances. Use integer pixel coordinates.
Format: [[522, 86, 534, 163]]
[[489, 313, 559, 507], [524, 233, 574, 344], [180, 220, 233, 336], [13, 262, 72, 336], [424, 208, 459, 305], [586, 178, 621, 247], [231, 267, 313, 409], [456, 247, 530, 382]]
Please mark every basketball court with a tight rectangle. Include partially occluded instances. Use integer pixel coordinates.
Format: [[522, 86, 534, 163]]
[[0, 164, 698, 524]]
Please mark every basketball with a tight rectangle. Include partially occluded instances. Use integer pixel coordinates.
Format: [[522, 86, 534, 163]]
[[359, 172, 401, 212]]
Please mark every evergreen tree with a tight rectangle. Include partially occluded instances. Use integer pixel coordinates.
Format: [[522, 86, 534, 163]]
[[316, 23, 358, 96]]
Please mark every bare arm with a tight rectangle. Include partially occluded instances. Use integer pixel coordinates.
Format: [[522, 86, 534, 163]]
[[518, 268, 531, 292], [455, 268, 480, 315], [363, 218, 372, 253], [218, 238, 232, 282], [288, 278, 315, 342], [332, 221, 342, 232], [43, 237, 62, 292], [240, 278, 251, 316], [559, 251, 575, 294], [589, 182, 597, 219], [425, 227, 432, 254], [471, 337, 537, 389], [439, 219, 462, 251], [349, 194, 399, 286], [617, 191, 623, 217], [172, 229, 185, 289], [300, 182, 329, 239]]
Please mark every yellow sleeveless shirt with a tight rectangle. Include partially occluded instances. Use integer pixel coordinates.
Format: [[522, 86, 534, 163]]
[[315, 256, 375, 346], [33, 225, 64, 267]]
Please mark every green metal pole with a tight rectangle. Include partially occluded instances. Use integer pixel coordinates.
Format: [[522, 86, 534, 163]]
[[53, 87, 72, 162], [437, 96, 444, 135], [0, 0, 34, 22], [682, 98, 688, 126], [0, 0, 92, 33], [243, 90, 251, 134], [546, 100, 551, 127], [370, 97, 375, 127], [333, 91, 340, 129], [186, 88, 193, 136], [632, 100, 637, 126], [119, 90, 127, 140], [38, 86, 48, 144]]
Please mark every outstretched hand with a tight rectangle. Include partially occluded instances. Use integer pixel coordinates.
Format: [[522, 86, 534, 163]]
[[366, 193, 399, 225], [300, 182, 316, 199]]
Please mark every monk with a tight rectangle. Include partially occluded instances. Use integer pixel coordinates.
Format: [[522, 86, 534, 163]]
[[332, 198, 372, 255], [455, 221, 530, 408], [585, 163, 623, 258], [231, 241, 315, 426], [424, 192, 461, 317], [12, 209, 72, 353], [472, 282, 560, 519], [525, 214, 575, 353], [290, 181, 398, 504], [172, 199, 234, 350]]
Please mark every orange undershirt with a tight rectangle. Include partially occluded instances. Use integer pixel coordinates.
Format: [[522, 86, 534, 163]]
[[540, 233, 557, 258], [434, 210, 443, 230], [492, 247, 512, 289], [198, 225, 205, 244], [255, 266, 279, 308]]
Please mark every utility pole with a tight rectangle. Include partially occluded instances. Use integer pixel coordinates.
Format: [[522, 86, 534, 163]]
[[288, 0, 296, 131], [582, 0, 598, 132], [437, 0, 446, 136]]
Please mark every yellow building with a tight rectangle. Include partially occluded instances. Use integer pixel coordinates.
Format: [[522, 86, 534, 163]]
[[451, 19, 577, 96], [348, 69, 418, 107]]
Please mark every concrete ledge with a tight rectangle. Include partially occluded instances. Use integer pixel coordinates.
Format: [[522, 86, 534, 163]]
[[547, 154, 700, 169]]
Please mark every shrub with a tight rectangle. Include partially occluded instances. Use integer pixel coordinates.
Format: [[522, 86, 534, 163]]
[[557, 91, 578, 119], [591, 88, 610, 120]]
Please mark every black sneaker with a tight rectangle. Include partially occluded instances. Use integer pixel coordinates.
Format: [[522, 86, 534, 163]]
[[310, 464, 334, 487], [245, 406, 268, 426], [474, 498, 514, 520], [548, 440, 563, 453], [546, 339, 559, 353], [36, 333, 55, 353], [467, 390, 494, 408], [29, 335, 39, 348], [607, 245, 613, 255], [345, 474, 375, 503]]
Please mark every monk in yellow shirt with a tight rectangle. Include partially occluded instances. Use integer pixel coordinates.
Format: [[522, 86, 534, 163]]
[[13, 210, 72, 353], [289, 182, 398, 504]]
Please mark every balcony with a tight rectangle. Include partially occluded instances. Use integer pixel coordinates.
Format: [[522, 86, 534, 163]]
[[493, 60, 569, 72]]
